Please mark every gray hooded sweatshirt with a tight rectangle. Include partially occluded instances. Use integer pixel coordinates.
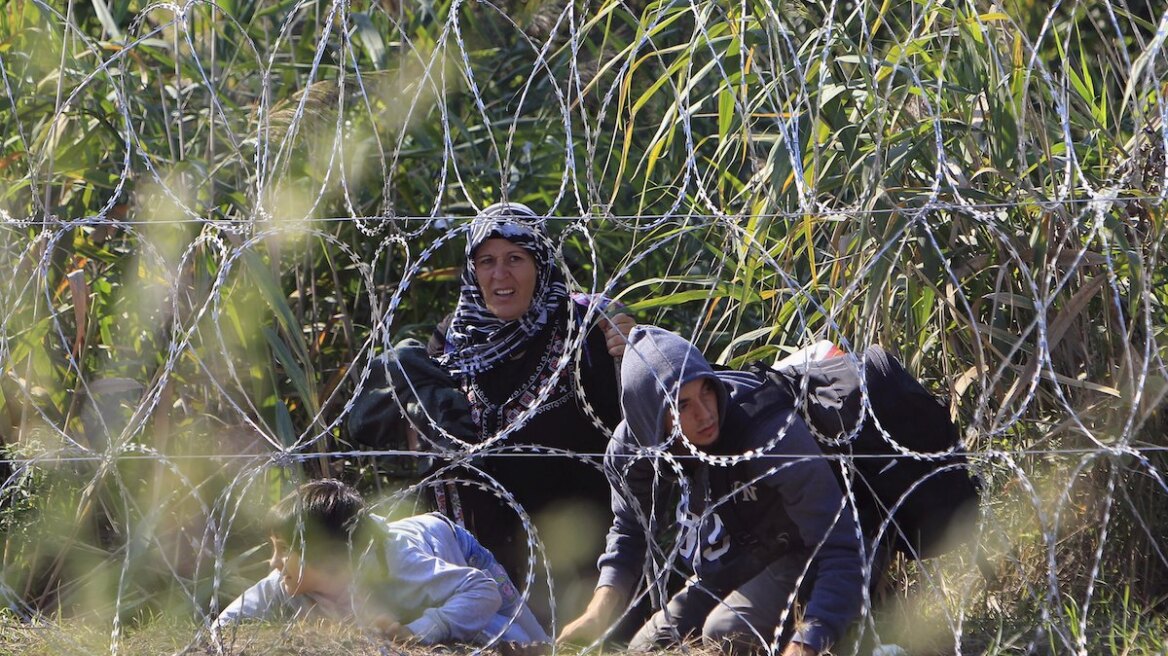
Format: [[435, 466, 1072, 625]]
[[597, 326, 863, 652]]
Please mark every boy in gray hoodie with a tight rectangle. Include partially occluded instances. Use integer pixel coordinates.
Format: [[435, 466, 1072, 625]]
[[214, 479, 548, 647], [560, 327, 864, 655]]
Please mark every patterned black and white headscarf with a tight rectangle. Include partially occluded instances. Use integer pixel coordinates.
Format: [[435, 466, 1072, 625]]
[[444, 202, 569, 375]]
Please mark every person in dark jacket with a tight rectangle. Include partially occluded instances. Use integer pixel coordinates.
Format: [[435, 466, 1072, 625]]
[[425, 202, 635, 625], [560, 326, 864, 655]]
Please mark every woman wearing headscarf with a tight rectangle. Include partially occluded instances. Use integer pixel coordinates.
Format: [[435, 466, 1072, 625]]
[[427, 201, 634, 627]]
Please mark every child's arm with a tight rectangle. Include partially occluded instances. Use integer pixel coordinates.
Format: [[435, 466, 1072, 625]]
[[385, 543, 503, 644], [369, 615, 414, 642], [213, 570, 290, 629]]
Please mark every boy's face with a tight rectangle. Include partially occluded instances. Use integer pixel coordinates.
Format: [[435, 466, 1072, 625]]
[[270, 537, 351, 599], [667, 378, 720, 447]]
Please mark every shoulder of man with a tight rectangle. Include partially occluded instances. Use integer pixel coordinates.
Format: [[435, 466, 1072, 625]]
[[712, 367, 772, 398], [714, 367, 793, 425], [714, 368, 825, 459], [604, 422, 643, 457]]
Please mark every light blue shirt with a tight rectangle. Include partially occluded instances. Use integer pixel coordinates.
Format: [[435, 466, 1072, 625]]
[[214, 513, 548, 645]]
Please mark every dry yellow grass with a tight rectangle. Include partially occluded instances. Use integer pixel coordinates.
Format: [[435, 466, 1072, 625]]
[[0, 619, 711, 656]]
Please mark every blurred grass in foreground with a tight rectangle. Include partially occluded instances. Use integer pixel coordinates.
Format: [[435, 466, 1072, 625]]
[[0, 616, 542, 656], [2, 599, 1167, 656]]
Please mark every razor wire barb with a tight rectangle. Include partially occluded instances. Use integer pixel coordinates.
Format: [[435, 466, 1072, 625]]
[[1, 0, 1168, 654]]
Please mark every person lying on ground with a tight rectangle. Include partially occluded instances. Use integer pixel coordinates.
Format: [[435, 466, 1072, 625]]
[[213, 479, 549, 647], [559, 326, 864, 655]]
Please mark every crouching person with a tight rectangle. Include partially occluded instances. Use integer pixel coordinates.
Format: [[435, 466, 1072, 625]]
[[560, 327, 864, 655], [214, 479, 549, 646]]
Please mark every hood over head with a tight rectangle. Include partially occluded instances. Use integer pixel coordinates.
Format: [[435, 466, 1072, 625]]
[[619, 326, 728, 446]]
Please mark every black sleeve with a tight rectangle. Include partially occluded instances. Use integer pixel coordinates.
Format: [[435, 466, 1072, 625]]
[[579, 324, 623, 430], [347, 353, 406, 449], [427, 313, 454, 359]]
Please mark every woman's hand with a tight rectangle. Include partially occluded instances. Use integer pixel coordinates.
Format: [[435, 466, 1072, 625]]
[[601, 313, 636, 358]]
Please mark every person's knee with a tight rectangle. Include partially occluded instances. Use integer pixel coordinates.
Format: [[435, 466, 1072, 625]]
[[628, 613, 689, 652], [701, 608, 769, 653]]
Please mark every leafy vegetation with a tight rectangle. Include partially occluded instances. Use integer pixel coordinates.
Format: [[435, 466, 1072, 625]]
[[1, 0, 1166, 653]]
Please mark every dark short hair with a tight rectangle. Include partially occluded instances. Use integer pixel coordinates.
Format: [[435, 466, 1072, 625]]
[[266, 479, 366, 564]]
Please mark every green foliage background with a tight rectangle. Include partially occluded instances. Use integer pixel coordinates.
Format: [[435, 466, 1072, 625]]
[[1, 0, 1166, 653]]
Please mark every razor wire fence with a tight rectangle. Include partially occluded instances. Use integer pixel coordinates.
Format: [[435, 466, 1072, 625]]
[[2, 0, 1168, 654]]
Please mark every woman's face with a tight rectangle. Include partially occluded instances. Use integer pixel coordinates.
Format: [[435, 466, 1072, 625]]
[[473, 237, 538, 321]]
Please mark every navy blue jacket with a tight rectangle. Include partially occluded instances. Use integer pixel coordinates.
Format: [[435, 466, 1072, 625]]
[[596, 327, 864, 652]]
